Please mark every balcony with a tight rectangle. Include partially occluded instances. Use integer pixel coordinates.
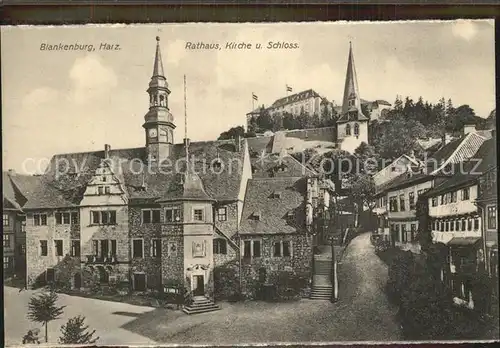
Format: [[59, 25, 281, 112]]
[[85, 255, 117, 264]]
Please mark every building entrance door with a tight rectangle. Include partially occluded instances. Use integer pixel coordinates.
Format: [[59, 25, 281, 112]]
[[193, 275, 204, 296]]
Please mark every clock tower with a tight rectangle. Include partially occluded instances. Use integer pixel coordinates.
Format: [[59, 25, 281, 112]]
[[143, 36, 176, 163]]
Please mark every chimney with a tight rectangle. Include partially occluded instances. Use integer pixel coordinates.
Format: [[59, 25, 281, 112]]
[[104, 144, 111, 159], [463, 124, 476, 135]]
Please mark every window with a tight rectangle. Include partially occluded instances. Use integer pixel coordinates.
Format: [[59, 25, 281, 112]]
[[409, 192, 415, 210], [71, 212, 79, 224], [440, 195, 445, 205], [34, 213, 47, 226], [213, 238, 227, 255], [432, 197, 438, 207], [354, 123, 360, 136], [55, 212, 71, 225], [142, 209, 161, 224], [345, 124, 351, 136], [18, 244, 25, 255], [401, 225, 407, 242], [451, 191, 457, 203], [455, 221, 460, 231], [105, 186, 111, 194], [417, 190, 423, 198], [92, 240, 99, 256], [450, 220, 455, 231], [133, 239, 144, 258], [3, 213, 9, 226], [102, 176, 107, 182], [101, 239, 109, 257], [4, 256, 12, 270], [389, 197, 398, 212], [461, 187, 470, 200], [487, 206, 497, 230], [399, 194, 405, 211], [217, 207, 227, 221], [467, 219, 472, 231], [462, 219, 466, 231], [410, 224, 416, 241], [3, 234, 12, 248], [111, 240, 117, 256], [243, 240, 261, 258], [91, 211, 117, 225], [98, 186, 104, 195], [193, 209, 204, 222], [395, 224, 400, 242], [273, 241, 292, 257], [70, 240, 80, 257], [40, 240, 48, 256], [243, 241, 251, 258], [446, 221, 450, 232], [440, 221, 444, 232], [151, 239, 161, 257], [474, 217, 479, 230], [165, 207, 181, 223], [54, 240, 63, 256], [253, 240, 261, 257]]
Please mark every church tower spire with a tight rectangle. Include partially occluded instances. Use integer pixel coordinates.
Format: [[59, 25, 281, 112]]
[[143, 36, 176, 164], [336, 42, 369, 154], [340, 41, 365, 117]]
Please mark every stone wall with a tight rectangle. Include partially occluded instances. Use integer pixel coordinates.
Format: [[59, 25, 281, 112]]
[[26, 209, 81, 287], [129, 205, 162, 290], [161, 224, 184, 287], [239, 232, 312, 297]]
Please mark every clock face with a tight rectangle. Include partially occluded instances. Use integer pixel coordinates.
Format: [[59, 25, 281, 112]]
[[149, 128, 158, 138]]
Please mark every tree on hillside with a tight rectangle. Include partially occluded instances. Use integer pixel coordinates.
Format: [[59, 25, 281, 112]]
[[371, 118, 426, 161], [393, 95, 403, 112], [59, 315, 99, 344], [349, 173, 376, 229], [282, 112, 296, 130], [218, 126, 245, 140], [27, 291, 66, 343], [256, 109, 274, 132]]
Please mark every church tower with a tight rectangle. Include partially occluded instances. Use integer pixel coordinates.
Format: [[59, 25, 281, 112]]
[[143, 36, 176, 163], [337, 42, 369, 154]]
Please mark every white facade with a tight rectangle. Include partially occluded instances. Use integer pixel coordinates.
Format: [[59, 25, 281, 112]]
[[337, 121, 368, 154]]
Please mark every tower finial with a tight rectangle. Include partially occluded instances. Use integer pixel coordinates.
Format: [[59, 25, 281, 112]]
[[152, 36, 165, 77]]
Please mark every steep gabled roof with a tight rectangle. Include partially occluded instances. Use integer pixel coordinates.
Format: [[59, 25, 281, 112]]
[[337, 43, 369, 123], [3, 171, 44, 210], [250, 153, 316, 179], [239, 177, 307, 235], [424, 137, 497, 198]]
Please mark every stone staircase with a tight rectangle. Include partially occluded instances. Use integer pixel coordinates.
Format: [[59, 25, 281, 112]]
[[310, 245, 333, 300], [182, 296, 221, 315]]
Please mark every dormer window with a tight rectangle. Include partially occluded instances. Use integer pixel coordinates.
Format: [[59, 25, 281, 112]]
[[102, 176, 107, 182], [98, 186, 104, 195], [354, 123, 359, 136], [272, 191, 282, 198], [287, 211, 294, 219], [252, 211, 261, 220], [212, 159, 222, 171]]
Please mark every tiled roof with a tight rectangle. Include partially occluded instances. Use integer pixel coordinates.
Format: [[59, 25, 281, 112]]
[[3, 172, 43, 210], [23, 139, 245, 209], [336, 108, 370, 123], [239, 177, 307, 235], [424, 137, 497, 197], [250, 154, 316, 178], [270, 89, 321, 109], [430, 132, 488, 174]]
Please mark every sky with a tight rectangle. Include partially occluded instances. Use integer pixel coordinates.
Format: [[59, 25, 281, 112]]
[[1, 20, 496, 174]]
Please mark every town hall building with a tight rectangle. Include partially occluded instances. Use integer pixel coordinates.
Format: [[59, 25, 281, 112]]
[[14, 36, 337, 313]]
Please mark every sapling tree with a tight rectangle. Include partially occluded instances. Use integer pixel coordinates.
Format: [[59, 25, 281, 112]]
[[27, 291, 66, 343]]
